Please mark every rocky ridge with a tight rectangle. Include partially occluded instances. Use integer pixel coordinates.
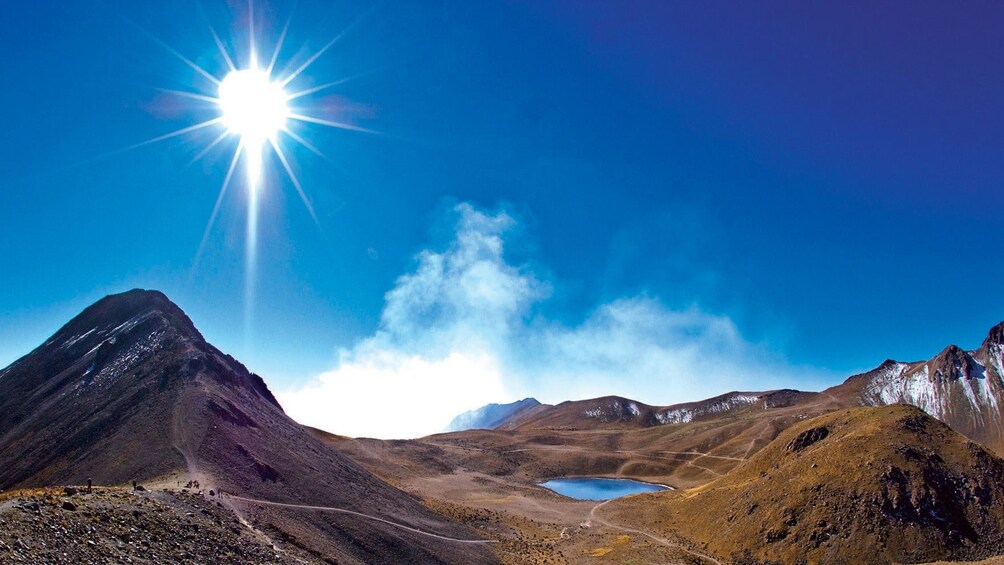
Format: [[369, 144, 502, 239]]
[[829, 321, 1004, 453]]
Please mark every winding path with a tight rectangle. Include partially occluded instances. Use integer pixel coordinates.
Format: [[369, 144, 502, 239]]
[[229, 495, 496, 545], [585, 499, 722, 565]]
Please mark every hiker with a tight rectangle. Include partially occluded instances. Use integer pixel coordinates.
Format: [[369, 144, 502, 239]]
[[86, 478, 92, 493]]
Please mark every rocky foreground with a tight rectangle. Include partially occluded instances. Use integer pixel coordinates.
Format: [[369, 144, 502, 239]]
[[0, 486, 297, 564]]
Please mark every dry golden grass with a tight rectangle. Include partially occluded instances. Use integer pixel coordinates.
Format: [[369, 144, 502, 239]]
[[606, 405, 1004, 564]]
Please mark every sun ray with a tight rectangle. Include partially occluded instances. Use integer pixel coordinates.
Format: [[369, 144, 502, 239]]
[[195, 143, 243, 266], [188, 130, 231, 165], [267, 18, 292, 77], [280, 38, 336, 88], [209, 25, 237, 72], [285, 68, 381, 100], [282, 127, 325, 159], [122, 15, 221, 86], [196, 2, 237, 73], [279, 4, 376, 87], [247, 0, 257, 66], [287, 113, 379, 135], [157, 88, 220, 104], [270, 138, 319, 224], [244, 160, 259, 344], [124, 117, 224, 153]]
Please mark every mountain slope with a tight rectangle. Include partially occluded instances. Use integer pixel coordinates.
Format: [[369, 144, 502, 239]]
[[606, 405, 1004, 564], [505, 389, 821, 430], [445, 398, 541, 431], [0, 289, 495, 564], [829, 321, 1004, 453]]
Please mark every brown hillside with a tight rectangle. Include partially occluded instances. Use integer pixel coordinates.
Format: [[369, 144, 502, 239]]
[[0, 289, 496, 564], [604, 404, 1004, 564]]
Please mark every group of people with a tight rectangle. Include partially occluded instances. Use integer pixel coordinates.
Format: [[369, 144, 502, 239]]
[[175, 478, 228, 499]]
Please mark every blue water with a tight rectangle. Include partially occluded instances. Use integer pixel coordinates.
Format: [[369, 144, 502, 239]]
[[538, 477, 670, 500]]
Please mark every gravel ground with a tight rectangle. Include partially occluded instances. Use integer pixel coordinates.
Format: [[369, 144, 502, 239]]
[[0, 486, 303, 564]]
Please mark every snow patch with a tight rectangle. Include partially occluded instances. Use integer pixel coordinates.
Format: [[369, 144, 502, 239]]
[[656, 409, 693, 424], [864, 357, 1001, 421], [75, 327, 168, 392], [655, 392, 759, 425], [62, 328, 98, 349], [584, 399, 634, 422], [106, 312, 157, 337]]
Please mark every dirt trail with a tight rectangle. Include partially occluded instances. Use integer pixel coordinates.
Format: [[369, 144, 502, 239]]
[[504, 444, 744, 466], [229, 495, 497, 545], [741, 423, 776, 460], [650, 450, 745, 462], [167, 381, 288, 555], [585, 499, 721, 564]]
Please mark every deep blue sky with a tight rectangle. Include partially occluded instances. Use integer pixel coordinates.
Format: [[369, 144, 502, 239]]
[[2, 1, 1003, 405]]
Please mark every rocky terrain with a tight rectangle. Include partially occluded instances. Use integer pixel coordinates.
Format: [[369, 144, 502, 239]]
[[0, 486, 296, 564]]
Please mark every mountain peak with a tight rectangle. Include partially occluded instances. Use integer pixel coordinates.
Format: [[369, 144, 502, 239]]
[[928, 343, 974, 380], [445, 397, 542, 432], [54, 289, 203, 347], [983, 320, 1004, 349], [935, 343, 965, 358]]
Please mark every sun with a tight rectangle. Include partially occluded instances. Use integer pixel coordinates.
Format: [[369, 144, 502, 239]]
[[217, 65, 290, 191], [131, 2, 378, 234], [218, 67, 289, 149], [127, 2, 379, 334]]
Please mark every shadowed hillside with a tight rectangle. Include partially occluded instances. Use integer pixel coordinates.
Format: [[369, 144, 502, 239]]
[[0, 289, 496, 564]]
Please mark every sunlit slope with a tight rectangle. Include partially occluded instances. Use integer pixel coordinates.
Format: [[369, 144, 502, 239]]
[[606, 405, 1004, 564]]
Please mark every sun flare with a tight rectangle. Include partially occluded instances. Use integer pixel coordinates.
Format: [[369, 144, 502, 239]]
[[133, 2, 378, 238], [218, 68, 289, 147], [218, 67, 290, 191], [129, 2, 379, 336]]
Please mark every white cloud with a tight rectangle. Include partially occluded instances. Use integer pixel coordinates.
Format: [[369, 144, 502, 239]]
[[278, 203, 828, 439]]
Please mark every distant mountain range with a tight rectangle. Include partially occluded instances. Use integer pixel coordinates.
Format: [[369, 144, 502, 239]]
[[445, 398, 541, 431], [449, 321, 1004, 455]]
